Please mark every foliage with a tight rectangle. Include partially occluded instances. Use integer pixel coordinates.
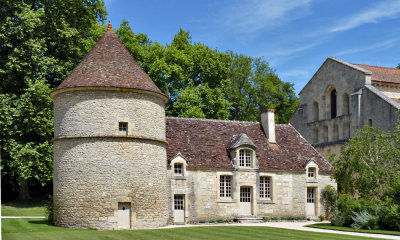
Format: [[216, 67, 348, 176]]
[[199, 220, 206, 224], [333, 126, 400, 200], [116, 20, 298, 123], [318, 215, 325, 221], [309, 223, 400, 236], [0, 0, 107, 199], [379, 204, 400, 231], [45, 195, 54, 224], [321, 185, 338, 219], [331, 214, 345, 227], [217, 219, 224, 223], [350, 210, 379, 230], [263, 217, 270, 221], [271, 217, 278, 220], [208, 219, 216, 223]]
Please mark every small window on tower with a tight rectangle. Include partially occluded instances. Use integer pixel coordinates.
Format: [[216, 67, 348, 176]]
[[119, 122, 128, 134]]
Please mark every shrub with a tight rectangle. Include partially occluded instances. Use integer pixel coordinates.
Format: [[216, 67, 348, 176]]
[[271, 217, 278, 221], [224, 219, 232, 223], [337, 196, 362, 226], [379, 204, 400, 231], [351, 210, 379, 230], [263, 217, 270, 221], [45, 195, 54, 224], [331, 214, 345, 226], [217, 219, 224, 223], [287, 216, 295, 220], [321, 185, 338, 219], [295, 216, 304, 221], [199, 220, 206, 224], [318, 215, 325, 221], [280, 217, 287, 221], [209, 219, 216, 223]]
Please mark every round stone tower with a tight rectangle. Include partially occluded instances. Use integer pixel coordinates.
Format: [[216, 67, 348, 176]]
[[50, 22, 170, 230]]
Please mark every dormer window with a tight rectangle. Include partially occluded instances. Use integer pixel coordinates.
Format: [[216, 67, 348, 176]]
[[174, 163, 183, 175], [308, 167, 316, 178], [239, 149, 251, 167]]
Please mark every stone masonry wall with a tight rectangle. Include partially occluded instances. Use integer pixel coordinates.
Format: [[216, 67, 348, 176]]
[[53, 90, 169, 229], [169, 168, 336, 222]]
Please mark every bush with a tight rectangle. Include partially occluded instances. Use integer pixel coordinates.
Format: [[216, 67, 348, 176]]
[[295, 216, 303, 221], [263, 217, 270, 221], [45, 195, 54, 224], [337, 196, 362, 226], [271, 217, 278, 221], [351, 210, 379, 230], [224, 219, 232, 223], [287, 216, 295, 220], [280, 217, 286, 221], [199, 220, 206, 224], [321, 185, 338, 219], [331, 214, 345, 226], [318, 215, 325, 221], [379, 204, 400, 231], [209, 219, 215, 223], [217, 219, 224, 223]]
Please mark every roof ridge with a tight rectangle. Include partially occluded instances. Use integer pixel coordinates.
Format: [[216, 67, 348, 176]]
[[353, 63, 400, 71], [166, 116, 259, 124]]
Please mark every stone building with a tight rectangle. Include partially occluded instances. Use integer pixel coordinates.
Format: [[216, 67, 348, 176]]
[[290, 57, 400, 158], [51, 22, 335, 230]]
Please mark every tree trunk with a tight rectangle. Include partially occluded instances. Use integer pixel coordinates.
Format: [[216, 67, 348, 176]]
[[18, 180, 32, 200]]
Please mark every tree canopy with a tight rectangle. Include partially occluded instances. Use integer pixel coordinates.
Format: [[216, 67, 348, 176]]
[[0, 0, 107, 199], [1, 9, 299, 199]]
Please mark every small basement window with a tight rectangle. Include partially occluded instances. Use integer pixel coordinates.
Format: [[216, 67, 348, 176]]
[[119, 122, 128, 134], [174, 163, 183, 175]]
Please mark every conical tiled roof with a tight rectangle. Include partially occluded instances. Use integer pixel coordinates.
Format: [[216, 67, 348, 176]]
[[52, 24, 166, 99]]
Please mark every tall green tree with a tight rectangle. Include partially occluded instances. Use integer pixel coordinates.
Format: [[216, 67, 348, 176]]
[[333, 126, 400, 200], [0, 0, 107, 199]]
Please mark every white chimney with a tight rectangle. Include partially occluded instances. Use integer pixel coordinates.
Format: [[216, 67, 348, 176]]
[[261, 109, 276, 143]]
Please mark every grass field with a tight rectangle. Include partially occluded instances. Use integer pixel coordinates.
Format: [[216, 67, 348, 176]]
[[2, 218, 385, 240], [308, 223, 400, 236], [1, 199, 47, 216]]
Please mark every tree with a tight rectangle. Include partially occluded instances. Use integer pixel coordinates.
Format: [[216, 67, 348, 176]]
[[333, 125, 400, 200], [0, 0, 107, 199]]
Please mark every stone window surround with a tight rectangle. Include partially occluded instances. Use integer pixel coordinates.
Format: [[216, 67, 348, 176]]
[[235, 148, 256, 169], [258, 172, 276, 204], [259, 176, 272, 200], [216, 172, 235, 203], [170, 154, 187, 179], [306, 161, 319, 183]]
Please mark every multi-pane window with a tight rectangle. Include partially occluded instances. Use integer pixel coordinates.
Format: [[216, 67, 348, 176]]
[[174, 195, 184, 210], [174, 163, 183, 175], [260, 176, 271, 199], [220, 175, 232, 198], [119, 122, 128, 133], [239, 149, 251, 167], [240, 187, 251, 202], [308, 167, 316, 178], [307, 188, 315, 203]]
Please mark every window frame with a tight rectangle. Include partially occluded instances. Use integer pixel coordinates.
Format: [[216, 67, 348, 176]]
[[259, 176, 272, 200], [219, 175, 232, 199], [174, 163, 183, 176], [238, 149, 252, 168], [119, 122, 128, 135], [308, 167, 316, 179]]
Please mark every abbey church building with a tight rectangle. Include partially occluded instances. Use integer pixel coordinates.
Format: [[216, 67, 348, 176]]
[[50, 22, 335, 230]]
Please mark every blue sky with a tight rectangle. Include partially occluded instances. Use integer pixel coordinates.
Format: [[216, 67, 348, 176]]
[[104, 0, 400, 94]]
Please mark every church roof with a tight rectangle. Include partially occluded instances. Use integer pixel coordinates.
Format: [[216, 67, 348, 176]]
[[354, 64, 400, 84], [166, 117, 333, 172], [53, 23, 165, 98]]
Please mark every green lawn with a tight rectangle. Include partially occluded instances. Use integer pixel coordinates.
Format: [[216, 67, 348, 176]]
[[2, 199, 47, 216], [2, 218, 385, 240], [308, 223, 400, 236]]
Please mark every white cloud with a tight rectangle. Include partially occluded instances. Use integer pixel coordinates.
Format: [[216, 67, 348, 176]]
[[215, 0, 313, 34], [330, 0, 400, 32], [334, 39, 399, 56]]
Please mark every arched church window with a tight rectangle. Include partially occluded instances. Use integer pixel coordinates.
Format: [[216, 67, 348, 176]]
[[312, 101, 319, 121], [330, 89, 337, 118]]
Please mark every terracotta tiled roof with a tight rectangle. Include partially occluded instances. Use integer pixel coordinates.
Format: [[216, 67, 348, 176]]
[[54, 28, 165, 96], [354, 64, 400, 84], [166, 117, 333, 172]]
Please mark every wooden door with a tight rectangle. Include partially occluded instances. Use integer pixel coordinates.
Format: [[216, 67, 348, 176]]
[[173, 195, 185, 223], [306, 188, 316, 216], [239, 187, 252, 216]]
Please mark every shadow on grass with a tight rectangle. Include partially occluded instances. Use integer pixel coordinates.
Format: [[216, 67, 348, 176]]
[[28, 219, 52, 225], [3, 197, 48, 208]]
